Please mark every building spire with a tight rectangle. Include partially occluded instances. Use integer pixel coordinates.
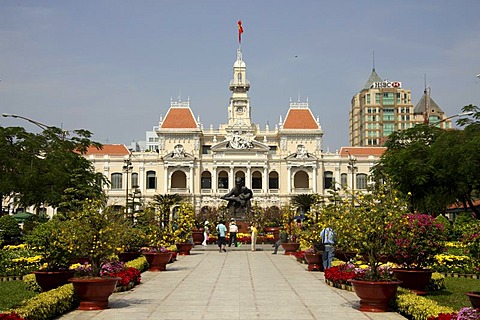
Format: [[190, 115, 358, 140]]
[[372, 50, 375, 71]]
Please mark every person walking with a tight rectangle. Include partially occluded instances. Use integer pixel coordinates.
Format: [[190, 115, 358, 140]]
[[228, 219, 238, 247], [216, 220, 227, 252], [320, 227, 335, 269], [202, 221, 209, 246], [250, 224, 258, 252], [272, 229, 288, 254]]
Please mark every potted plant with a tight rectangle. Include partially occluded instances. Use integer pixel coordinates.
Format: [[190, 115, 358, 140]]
[[327, 185, 406, 312], [117, 225, 147, 262], [63, 199, 123, 310], [141, 246, 173, 271], [173, 203, 195, 255], [280, 205, 301, 255], [24, 219, 78, 291], [388, 213, 447, 295]]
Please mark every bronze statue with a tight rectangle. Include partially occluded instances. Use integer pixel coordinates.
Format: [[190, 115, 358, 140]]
[[221, 177, 253, 217]]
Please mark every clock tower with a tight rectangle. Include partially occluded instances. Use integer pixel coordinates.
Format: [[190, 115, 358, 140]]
[[227, 48, 254, 134]]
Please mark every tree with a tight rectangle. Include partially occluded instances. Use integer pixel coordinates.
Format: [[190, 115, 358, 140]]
[[0, 125, 105, 214], [374, 104, 480, 217], [150, 194, 184, 226], [290, 193, 318, 216]]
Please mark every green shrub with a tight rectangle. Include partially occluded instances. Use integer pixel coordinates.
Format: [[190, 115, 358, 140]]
[[10, 283, 76, 320], [22, 273, 41, 292], [126, 256, 148, 273], [0, 215, 22, 244], [395, 288, 455, 320], [0, 244, 42, 276]]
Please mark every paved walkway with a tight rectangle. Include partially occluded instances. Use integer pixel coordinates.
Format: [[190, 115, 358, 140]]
[[58, 245, 406, 320]]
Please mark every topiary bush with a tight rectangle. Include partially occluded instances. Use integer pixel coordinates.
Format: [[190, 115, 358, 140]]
[[0, 215, 22, 245]]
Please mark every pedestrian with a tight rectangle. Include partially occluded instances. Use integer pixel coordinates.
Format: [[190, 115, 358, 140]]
[[320, 226, 335, 269], [228, 219, 238, 247], [272, 229, 288, 254], [216, 220, 227, 252], [250, 223, 258, 252], [202, 221, 209, 246]]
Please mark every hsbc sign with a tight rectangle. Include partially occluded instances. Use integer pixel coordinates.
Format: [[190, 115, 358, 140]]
[[370, 80, 402, 89]]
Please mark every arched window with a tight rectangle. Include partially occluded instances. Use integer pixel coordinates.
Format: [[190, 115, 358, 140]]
[[269, 171, 279, 190], [146, 171, 156, 189], [340, 173, 347, 189], [293, 171, 309, 188], [218, 170, 228, 189], [111, 173, 122, 190], [356, 173, 368, 190], [235, 171, 245, 186], [324, 171, 334, 190], [131, 173, 139, 188], [251, 171, 262, 190], [201, 171, 212, 189], [171, 170, 187, 188]]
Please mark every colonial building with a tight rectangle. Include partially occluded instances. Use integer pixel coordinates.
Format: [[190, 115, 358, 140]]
[[349, 67, 451, 146], [86, 47, 386, 213]]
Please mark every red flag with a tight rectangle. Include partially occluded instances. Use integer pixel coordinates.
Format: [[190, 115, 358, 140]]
[[238, 20, 244, 43]]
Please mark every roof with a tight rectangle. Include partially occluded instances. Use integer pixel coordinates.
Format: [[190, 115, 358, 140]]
[[339, 146, 386, 157], [161, 107, 198, 129], [414, 90, 444, 115], [283, 108, 319, 129], [363, 68, 382, 90], [85, 144, 130, 156]]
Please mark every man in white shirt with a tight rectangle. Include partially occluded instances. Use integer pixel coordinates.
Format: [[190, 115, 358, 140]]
[[320, 227, 335, 269], [228, 219, 239, 247]]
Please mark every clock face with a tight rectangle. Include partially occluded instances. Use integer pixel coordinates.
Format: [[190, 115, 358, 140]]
[[236, 107, 244, 114]]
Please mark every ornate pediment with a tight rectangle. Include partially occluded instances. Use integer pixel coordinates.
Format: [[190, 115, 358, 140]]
[[211, 138, 269, 152], [162, 144, 195, 161]]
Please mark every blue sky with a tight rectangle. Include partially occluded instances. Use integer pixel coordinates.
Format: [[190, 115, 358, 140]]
[[1, 0, 479, 151]]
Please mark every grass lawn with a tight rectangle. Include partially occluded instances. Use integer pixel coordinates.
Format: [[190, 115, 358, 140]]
[[427, 277, 480, 311], [0, 281, 37, 313]]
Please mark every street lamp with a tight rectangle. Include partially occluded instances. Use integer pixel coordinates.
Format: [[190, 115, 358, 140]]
[[428, 111, 474, 127], [123, 155, 133, 216], [2, 113, 68, 139], [345, 150, 357, 207]]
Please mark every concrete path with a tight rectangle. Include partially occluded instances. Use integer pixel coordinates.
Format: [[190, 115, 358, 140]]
[[58, 244, 406, 320]]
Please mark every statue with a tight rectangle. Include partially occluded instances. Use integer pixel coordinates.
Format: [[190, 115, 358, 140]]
[[220, 177, 253, 217]]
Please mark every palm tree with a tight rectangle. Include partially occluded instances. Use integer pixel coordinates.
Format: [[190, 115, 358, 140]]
[[151, 194, 184, 226], [290, 194, 318, 216]]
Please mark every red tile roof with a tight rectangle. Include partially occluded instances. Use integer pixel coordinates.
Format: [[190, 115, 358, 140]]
[[283, 109, 319, 129], [339, 146, 386, 157], [85, 144, 130, 156], [161, 108, 197, 129]]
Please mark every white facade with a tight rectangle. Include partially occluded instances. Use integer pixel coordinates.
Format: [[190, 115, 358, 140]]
[[87, 47, 386, 212]]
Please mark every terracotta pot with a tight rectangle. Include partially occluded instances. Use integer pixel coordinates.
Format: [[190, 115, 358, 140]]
[[391, 268, 432, 295], [349, 279, 402, 312], [466, 292, 480, 308], [176, 243, 194, 255], [33, 270, 75, 292], [192, 230, 204, 245], [281, 242, 300, 255], [118, 252, 140, 262], [304, 253, 323, 271], [264, 227, 280, 242], [143, 252, 173, 271], [69, 277, 120, 310]]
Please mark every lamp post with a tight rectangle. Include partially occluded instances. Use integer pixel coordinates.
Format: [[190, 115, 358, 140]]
[[130, 186, 141, 223], [427, 111, 474, 127], [123, 155, 133, 216], [346, 150, 357, 207], [2, 113, 68, 139]]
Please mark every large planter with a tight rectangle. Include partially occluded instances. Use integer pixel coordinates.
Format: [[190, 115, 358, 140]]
[[33, 270, 75, 292], [144, 252, 173, 271], [304, 253, 323, 271], [335, 250, 357, 262], [192, 230, 204, 245], [391, 268, 432, 295], [281, 242, 300, 255], [264, 227, 280, 242], [118, 251, 141, 262], [69, 277, 121, 310], [349, 279, 402, 312], [466, 292, 480, 308], [176, 243, 194, 255]]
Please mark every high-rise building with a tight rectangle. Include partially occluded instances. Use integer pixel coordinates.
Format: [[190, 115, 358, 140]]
[[349, 68, 451, 146]]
